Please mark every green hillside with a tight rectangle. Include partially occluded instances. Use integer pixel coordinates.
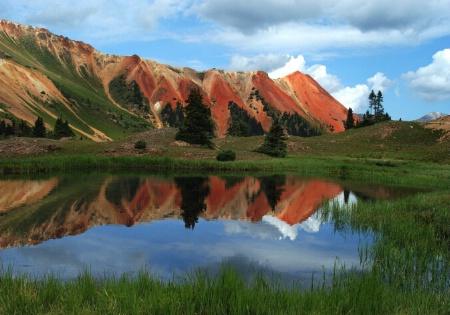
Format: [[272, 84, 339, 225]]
[[0, 31, 152, 140]]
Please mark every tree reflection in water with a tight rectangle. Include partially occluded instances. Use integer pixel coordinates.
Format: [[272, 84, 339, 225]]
[[174, 177, 210, 229], [258, 175, 286, 212]]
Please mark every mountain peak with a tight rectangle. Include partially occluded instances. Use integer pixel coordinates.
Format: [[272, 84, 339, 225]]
[[415, 112, 448, 122], [1, 19, 353, 141]]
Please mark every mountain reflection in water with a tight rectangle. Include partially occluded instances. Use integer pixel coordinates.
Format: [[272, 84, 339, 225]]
[[0, 174, 419, 282]]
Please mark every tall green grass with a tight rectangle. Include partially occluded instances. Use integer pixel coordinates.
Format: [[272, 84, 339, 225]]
[[1, 155, 449, 190], [320, 190, 450, 312], [1, 262, 448, 314]]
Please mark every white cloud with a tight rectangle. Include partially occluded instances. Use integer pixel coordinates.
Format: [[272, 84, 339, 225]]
[[332, 85, 371, 113], [266, 55, 395, 112], [2, 0, 190, 44], [194, 0, 330, 34], [307, 64, 342, 93], [194, 0, 450, 37], [334, 73, 395, 112], [267, 55, 307, 78], [367, 72, 396, 93], [193, 0, 450, 54], [336, 0, 448, 32], [3, 0, 449, 55], [267, 55, 342, 94], [229, 54, 291, 72], [402, 48, 450, 102]]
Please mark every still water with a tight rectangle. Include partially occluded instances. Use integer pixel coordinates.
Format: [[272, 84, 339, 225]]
[[0, 174, 418, 284]]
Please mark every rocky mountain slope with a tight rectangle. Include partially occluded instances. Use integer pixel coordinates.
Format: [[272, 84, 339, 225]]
[[0, 20, 353, 141]]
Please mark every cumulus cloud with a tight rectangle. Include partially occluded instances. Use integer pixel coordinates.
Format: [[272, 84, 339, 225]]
[[265, 54, 395, 112], [334, 73, 396, 112], [268, 55, 342, 94], [3, 0, 190, 43], [367, 72, 396, 93], [229, 54, 291, 72], [194, 0, 329, 34], [3, 0, 449, 54], [268, 55, 307, 78], [331, 85, 370, 113], [402, 49, 450, 103], [193, 0, 450, 54], [336, 0, 448, 33], [194, 0, 450, 37]]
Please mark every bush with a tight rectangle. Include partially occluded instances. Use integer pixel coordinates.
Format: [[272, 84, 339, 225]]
[[134, 140, 147, 149], [216, 150, 236, 161]]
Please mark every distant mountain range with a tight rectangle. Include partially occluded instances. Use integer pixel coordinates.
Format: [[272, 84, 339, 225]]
[[415, 112, 448, 122], [0, 20, 352, 141]]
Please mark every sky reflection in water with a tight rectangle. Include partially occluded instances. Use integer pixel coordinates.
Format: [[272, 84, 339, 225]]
[[0, 174, 383, 284], [0, 193, 367, 285]]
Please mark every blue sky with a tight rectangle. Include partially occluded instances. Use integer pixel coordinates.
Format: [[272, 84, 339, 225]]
[[2, 0, 449, 120]]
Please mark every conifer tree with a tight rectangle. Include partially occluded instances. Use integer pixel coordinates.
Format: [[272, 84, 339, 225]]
[[33, 116, 46, 138], [53, 118, 75, 139], [255, 117, 288, 157], [374, 91, 385, 121], [18, 120, 32, 137], [368, 90, 377, 116], [344, 107, 355, 130], [175, 88, 215, 147]]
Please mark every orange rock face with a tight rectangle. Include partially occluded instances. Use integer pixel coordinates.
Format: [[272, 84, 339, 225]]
[[0, 19, 352, 138]]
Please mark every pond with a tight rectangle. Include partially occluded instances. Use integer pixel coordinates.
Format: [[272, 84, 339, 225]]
[[0, 173, 421, 285]]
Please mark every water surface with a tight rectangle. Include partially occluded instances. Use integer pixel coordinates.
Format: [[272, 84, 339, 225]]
[[0, 173, 418, 283]]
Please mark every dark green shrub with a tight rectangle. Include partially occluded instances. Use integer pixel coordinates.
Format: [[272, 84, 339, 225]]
[[134, 140, 147, 149], [216, 150, 236, 161]]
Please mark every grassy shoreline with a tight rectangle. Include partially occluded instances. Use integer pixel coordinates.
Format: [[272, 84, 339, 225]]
[[0, 267, 447, 315], [2, 154, 449, 190], [0, 160, 449, 314]]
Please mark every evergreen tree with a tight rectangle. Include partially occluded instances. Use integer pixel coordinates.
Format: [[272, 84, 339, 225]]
[[344, 107, 355, 130], [0, 120, 6, 136], [160, 102, 185, 127], [33, 116, 46, 138], [17, 119, 32, 137], [368, 90, 377, 116], [175, 88, 215, 147], [374, 91, 385, 121], [227, 101, 264, 137], [280, 111, 321, 137], [255, 117, 288, 158], [53, 117, 75, 139], [5, 119, 15, 136]]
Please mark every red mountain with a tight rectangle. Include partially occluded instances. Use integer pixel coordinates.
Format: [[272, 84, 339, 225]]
[[0, 20, 354, 140]]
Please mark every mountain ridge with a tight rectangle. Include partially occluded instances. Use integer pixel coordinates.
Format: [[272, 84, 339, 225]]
[[415, 112, 448, 122], [0, 19, 353, 141]]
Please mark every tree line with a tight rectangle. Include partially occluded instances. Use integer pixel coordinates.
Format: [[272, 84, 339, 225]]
[[0, 116, 75, 139], [344, 90, 391, 130], [174, 88, 288, 157]]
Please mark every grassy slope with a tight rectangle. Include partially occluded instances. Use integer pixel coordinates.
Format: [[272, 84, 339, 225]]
[[95, 121, 450, 163], [0, 32, 151, 140]]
